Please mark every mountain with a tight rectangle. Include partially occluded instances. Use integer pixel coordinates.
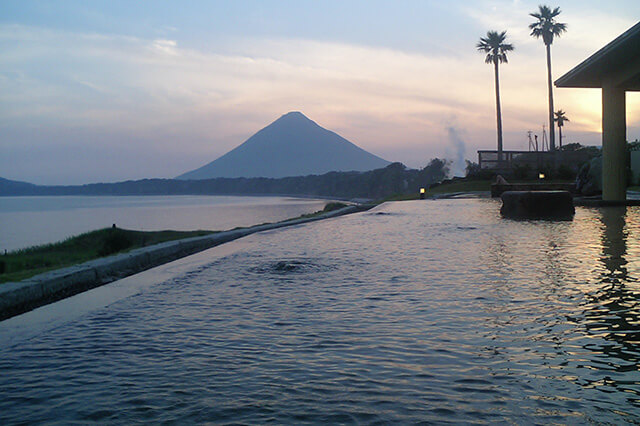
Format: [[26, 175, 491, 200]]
[[0, 177, 39, 195], [177, 112, 390, 180]]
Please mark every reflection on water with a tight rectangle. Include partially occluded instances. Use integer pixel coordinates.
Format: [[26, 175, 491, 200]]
[[573, 206, 640, 405], [601, 206, 628, 279], [0, 200, 639, 423]]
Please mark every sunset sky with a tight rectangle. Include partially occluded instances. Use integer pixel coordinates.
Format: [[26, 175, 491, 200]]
[[2, 0, 639, 184]]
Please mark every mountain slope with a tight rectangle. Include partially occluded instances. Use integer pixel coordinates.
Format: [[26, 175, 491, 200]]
[[177, 112, 390, 180], [0, 177, 39, 195]]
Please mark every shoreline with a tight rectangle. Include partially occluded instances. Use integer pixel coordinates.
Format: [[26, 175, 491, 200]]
[[0, 193, 362, 202], [1, 195, 353, 254], [0, 204, 373, 322]]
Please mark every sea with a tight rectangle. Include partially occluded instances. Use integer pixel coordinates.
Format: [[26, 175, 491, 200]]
[[0, 198, 639, 423], [0, 195, 330, 252]]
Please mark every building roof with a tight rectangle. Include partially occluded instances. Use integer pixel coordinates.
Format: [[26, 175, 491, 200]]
[[555, 21, 640, 90]]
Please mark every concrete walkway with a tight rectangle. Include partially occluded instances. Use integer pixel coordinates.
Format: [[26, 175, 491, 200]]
[[0, 205, 372, 321]]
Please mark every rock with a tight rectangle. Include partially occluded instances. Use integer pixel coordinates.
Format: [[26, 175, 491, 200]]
[[500, 191, 575, 220], [495, 174, 509, 185], [576, 156, 602, 196]]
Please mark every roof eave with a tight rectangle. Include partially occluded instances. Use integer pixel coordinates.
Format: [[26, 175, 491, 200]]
[[555, 21, 640, 88]]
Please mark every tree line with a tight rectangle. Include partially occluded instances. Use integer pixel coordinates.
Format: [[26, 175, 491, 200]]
[[0, 160, 450, 200]]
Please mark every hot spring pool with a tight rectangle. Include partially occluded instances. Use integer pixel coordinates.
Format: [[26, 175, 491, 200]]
[[1, 199, 639, 423]]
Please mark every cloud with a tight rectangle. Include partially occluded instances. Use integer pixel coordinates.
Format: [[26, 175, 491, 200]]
[[1, 19, 639, 183], [152, 39, 178, 55], [0, 25, 496, 136]]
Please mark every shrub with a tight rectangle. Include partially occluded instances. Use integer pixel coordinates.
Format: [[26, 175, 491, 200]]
[[512, 164, 531, 180], [465, 160, 481, 177], [99, 229, 133, 256], [323, 202, 348, 212], [557, 164, 575, 180]]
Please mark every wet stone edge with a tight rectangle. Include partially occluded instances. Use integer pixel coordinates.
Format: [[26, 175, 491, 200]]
[[0, 205, 372, 322]]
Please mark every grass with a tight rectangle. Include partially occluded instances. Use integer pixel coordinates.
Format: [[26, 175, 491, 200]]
[[296, 201, 350, 218], [424, 179, 492, 195], [0, 227, 215, 284], [379, 179, 493, 202], [0, 202, 351, 284]]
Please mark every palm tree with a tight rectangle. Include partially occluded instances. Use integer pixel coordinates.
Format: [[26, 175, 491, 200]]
[[554, 109, 569, 148], [477, 30, 514, 162], [529, 5, 567, 151]]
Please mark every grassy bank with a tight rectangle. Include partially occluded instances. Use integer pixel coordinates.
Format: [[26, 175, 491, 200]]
[[424, 179, 492, 195], [0, 202, 351, 284], [298, 201, 350, 218], [381, 179, 493, 202], [0, 228, 214, 284]]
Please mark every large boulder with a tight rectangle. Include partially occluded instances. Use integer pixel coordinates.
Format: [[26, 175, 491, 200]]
[[500, 191, 575, 220], [576, 156, 602, 196]]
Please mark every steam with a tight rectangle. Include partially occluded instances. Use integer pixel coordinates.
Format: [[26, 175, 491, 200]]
[[445, 126, 467, 177]]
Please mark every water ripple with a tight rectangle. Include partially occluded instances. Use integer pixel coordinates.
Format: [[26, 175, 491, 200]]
[[1, 200, 640, 423]]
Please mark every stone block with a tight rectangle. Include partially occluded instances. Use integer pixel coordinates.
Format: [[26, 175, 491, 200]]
[[501, 190, 575, 220]]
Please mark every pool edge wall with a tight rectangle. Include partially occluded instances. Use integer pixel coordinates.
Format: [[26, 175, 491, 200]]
[[0, 205, 370, 321]]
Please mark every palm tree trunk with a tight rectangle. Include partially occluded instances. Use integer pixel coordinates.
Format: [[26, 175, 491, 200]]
[[494, 60, 503, 162], [546, 44, 556, 151], [558, 125, 563, 148]]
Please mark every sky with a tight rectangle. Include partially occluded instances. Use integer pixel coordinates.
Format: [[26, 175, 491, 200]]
[[1, 0, 639, 184]]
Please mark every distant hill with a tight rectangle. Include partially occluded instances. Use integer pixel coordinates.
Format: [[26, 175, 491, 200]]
[[177, 111, 390, 180], [0, 177, 39, 195], [0, 160, 451, 200]]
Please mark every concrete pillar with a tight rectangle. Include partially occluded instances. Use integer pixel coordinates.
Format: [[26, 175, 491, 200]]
[[602, 84, 627, 201]]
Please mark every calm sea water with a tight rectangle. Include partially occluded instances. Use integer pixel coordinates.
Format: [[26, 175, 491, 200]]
[[0, 195, 329, 252], [1, 199, 639, 424]]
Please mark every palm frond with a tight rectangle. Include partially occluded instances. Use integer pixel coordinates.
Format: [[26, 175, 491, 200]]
[[529, 4, 567, 45], [477, 30, 513, 64]]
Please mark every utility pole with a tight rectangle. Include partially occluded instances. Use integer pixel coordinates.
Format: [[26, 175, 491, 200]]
[[528, 131, 536, 152], [541, 125, 549, 151]]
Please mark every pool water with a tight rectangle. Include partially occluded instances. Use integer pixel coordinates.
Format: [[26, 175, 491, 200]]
[[1, 199, 639, 423]]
